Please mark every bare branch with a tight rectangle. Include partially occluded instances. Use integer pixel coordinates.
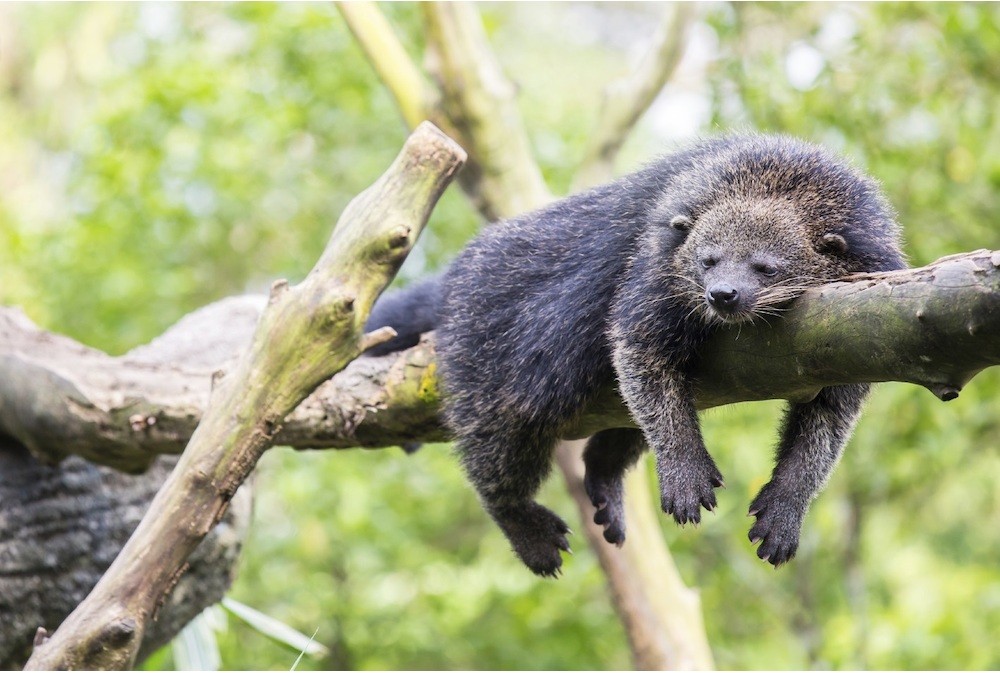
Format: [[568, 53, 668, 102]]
[[555, 444, 714, 670], [422, 2, 552, 220], [0, 303, 446, 470], [339, 1, 548, 223], [23, 122, 466, 670], [337, 1, 433, 129], [574, 5, 697, 190]]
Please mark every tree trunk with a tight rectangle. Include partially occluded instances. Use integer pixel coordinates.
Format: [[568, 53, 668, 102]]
[[0, 441, 251, 669]]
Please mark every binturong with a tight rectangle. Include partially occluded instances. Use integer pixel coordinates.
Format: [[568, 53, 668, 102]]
[[364, 134, 906, 577]]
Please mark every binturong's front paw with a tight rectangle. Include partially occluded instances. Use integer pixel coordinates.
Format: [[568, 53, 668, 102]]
[[748, 482, 805, 566], [658, 457, 725, 526], [493, 501, 572, 578]]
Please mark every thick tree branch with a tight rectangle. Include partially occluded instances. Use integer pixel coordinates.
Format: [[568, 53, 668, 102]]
[[7, 250, 999, 668], [22, 122, 466, 670], [5, 251, 997, 478], [0, 301, 445, 470], [695, 252, 1000, 403]]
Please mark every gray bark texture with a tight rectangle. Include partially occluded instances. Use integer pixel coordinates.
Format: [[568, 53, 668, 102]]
[[0, 443, 252, 670], [0, 294, 260, 669], [0, 295, 261, 668]]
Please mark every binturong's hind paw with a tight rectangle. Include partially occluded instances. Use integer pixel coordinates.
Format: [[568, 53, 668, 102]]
[[493, 501, 572, 578], [658, 460, 725, 526], [747, 482, 805, 566], [584, 472, 626, 546]]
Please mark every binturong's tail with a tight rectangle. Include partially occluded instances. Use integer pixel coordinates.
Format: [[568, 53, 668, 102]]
[[363, 274, 443, 357]]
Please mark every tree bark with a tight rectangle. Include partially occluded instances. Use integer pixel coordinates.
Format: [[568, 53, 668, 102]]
[[0, 440, 252, 669]]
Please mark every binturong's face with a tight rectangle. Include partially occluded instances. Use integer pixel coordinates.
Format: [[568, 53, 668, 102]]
[[668, 197, 848, 326]]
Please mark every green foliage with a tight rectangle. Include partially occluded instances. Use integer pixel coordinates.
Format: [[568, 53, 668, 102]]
[[0, 3, 478, 353], [3, 3, 1000, 670], [209, 446, 626, 671]]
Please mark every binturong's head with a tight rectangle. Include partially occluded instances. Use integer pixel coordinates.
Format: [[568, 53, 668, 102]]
[[650, 135, 906, 326], [667, 196, 853, 324]]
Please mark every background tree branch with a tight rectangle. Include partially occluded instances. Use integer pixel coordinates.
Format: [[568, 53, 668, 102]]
[[337, 4, 715, 667], [337, 2, 434, 130], [572, 4, 697, 190]]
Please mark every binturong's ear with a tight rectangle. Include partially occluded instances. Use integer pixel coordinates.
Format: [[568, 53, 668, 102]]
[[818, 232, 848, 256]]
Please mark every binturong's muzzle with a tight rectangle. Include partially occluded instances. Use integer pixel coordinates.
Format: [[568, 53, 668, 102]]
[[706, 283, 741, 316]]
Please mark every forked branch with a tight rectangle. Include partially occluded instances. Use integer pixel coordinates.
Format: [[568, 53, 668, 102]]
[[22, 122, 466, 671]]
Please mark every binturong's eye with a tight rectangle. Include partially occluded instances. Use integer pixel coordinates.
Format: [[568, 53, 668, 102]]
[[753, 262, 779, 277], [700, 256, 718, 270], [669, 214, 693, 232]]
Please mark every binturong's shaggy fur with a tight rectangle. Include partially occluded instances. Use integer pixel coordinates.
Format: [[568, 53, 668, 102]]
[[365, 134, 906, 577]]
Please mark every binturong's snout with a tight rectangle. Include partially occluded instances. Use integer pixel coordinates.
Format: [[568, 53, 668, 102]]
[[706, 283, 741, 315]]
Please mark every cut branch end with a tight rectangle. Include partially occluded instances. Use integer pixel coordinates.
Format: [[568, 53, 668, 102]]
[[360, 326, 398, 352]]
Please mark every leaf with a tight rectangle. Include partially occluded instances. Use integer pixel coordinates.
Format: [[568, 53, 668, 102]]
[[172, 609, 223, 671], [221, 597, 329, 659]]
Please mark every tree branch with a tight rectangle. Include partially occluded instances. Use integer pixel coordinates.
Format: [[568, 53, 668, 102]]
[[0, 301, 445, 471], [555, 442, 714, 670], [573, 4, 697, 190], [338, 1, 551, 222], [694, 252, 1000, 402], [422, 2, 552, 220], [22, 122, 466, 670], [5, 251, 997, 487], [337, 2, 433, 130]]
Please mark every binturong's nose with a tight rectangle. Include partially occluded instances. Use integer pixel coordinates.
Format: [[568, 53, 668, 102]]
[[706, 283, 740, 313]]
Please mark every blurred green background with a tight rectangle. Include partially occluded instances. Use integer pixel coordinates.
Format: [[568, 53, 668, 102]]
[[2, 2, 999, 669]]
